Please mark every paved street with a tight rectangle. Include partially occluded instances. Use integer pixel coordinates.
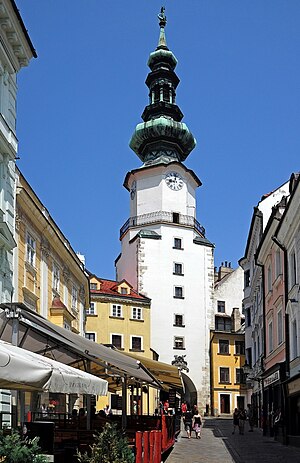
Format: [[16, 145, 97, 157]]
[[164, 417, 300, 463]]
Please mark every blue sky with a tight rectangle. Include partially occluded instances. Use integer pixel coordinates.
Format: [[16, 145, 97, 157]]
[[16, 1, 300, 279]]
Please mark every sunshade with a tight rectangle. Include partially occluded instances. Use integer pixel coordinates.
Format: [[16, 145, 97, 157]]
[[0, 340, 108, 395], [124, 352, 183, 390], [0, 304, 160, 391]]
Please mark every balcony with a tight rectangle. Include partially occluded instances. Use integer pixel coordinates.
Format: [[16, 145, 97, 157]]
[[120, 211, 205, 238]]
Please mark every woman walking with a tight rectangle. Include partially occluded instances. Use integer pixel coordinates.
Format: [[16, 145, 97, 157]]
[[193, 409, 202, 439]]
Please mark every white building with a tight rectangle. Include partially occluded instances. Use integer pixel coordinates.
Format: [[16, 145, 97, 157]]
[[239, 181, 289, 408], [116, 9, 214, 410], [0, 0, 36, 426]]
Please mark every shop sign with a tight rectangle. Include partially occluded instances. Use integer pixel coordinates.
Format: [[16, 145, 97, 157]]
[[264, 370, 279, 387], [288, 377, 300, 396]]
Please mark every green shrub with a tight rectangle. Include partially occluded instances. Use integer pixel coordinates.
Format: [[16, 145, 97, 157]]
[[0, 430, 47, 463], [77, 423, 135, 463]]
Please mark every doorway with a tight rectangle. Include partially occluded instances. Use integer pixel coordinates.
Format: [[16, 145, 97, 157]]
[[220, 394, 230, 414], [237, 396, 245, 410]]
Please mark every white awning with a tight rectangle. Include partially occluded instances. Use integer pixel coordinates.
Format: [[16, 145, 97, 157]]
[[0, 340, 108, 395]]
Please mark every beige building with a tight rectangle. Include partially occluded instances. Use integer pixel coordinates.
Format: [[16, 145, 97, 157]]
[[14, 168, 89, 334], [86, 275, 157, 413]]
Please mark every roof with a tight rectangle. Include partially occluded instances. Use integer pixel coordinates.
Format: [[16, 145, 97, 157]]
[[90, 277, 151, 302]]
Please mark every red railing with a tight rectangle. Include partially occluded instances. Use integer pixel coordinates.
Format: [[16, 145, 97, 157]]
[[135, 415, 175, 463]]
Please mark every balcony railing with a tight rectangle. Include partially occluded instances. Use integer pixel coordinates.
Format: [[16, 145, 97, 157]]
[[120, 211, 205, 238]]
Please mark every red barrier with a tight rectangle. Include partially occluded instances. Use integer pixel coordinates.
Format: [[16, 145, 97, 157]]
[[136, 431, 142, 463], [154, 431, 161, 463], [144, 431, 149, 463], [26, 411, 31, 422], [150, 430, 155, 463]]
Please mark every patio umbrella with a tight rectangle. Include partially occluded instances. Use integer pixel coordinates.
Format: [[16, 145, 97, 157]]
[[0, 340, 108, 395]]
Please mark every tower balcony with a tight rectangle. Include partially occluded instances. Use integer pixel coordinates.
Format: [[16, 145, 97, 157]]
[[120, 210, 205, 239]]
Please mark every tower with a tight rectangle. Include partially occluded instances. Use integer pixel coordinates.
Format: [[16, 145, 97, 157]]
[[116, 8, 214, 409]]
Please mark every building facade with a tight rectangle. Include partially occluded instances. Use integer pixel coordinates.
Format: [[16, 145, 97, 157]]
[[115, 9, 214, 410], [240, 181, 289, 430], [275, 173, 300, 445], [210, 308, 246, 416], [14, 169, 89, 334], [0, 0, 36, 427]]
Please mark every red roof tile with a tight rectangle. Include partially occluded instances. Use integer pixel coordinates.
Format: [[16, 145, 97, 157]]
[[90, 277, 150, 301]]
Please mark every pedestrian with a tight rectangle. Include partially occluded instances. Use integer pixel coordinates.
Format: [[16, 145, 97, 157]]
[[192, 409, 202, 439], [163, 399, 169, 415], [238, 408, 246, 435], [273, 407, 282, 439], [183, 407, 193, 439], [181, 401, 187, 414], [232, 408, 240, 434], [104, 404, 112, 417], [247, 403, 254, 432]]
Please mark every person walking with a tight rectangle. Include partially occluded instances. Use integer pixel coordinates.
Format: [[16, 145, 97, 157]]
[[247, 403, 254, 432], [232, 408, 240, 434], [183, 407, 193, 439], [238, 408, 246, 435], [192, 409, 202, 439]]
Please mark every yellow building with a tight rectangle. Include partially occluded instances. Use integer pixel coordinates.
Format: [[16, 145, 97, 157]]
[[210, 308, 246, 416], [86, 275, 157, 413], [14, 168, 89, 334]]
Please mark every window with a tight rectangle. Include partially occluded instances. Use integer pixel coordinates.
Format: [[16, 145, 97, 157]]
[[215, 316, 231, 332], [85, 333, 96, 342], [290, 251, 297, 288], [235, 340, 245, 355], [111, 334, 122, 349], [174, 314, 184, 327], [90, 282, 97, 290], [275, 250, 282, 278], [246, 348, 252, 369], [64, 320, 71, 331], [219, 339, 229, 354], [132, 307, 143, 320], [111, 304, 122, 317], [131, 336, 142, 351], [244, 270, 250, 288], [220, 367, 230, 384], [172, 213, 180, 224], [121, 287, 128, 294], [277, 309, 283, 345], [267, 265, 272, 292], [217, 301, 225, 313], [173, 262, 183, 275], [173, 238, 183, 250], [53, 262, 60, 293], [268, 321, 273, 353], [292, 320, 298, 360], [71, 285, 78, 310], [174, 286, 184, 298], [174, 336, 185, 349], [245, 307, 251, 327], [257, 334, 260, 358], [26, 233, 36, 267], [236, 368, 245, 384], [86, 302, 95, 315]]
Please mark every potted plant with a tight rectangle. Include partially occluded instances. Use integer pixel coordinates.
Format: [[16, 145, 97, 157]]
[[77, 423, 134, 463], [0, 430, 48, 463]]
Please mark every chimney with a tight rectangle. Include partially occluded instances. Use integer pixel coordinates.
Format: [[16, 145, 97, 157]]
[[231, 307, 241, 332], [217, 261, 234, 281]]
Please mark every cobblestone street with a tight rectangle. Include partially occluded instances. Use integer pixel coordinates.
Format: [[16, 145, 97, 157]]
[[164, 417, 300, 463]]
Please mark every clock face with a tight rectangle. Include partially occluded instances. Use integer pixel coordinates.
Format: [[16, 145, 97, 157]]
[[165, 172, 184, 191], [130, 181, 136, 199]]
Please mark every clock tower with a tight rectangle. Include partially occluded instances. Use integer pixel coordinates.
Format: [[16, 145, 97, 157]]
[[116, 8, 214, 410]]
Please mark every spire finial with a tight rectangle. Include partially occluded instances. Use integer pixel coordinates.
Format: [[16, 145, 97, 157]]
[[157, 6, 168, 49]]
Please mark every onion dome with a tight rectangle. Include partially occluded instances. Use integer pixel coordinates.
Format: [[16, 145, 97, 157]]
[[129, 7, 196, 166]]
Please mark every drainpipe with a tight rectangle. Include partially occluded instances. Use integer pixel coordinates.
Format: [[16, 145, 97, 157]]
[[272, 235, 290, 444]]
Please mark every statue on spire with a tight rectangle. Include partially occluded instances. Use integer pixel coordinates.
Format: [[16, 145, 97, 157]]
[[158, 6, 167, 27]]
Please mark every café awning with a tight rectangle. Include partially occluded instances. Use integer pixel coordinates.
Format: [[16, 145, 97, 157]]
[[124, 352, 183, 390], [0, 304, 160, 391], [0, 340, 108, 395]]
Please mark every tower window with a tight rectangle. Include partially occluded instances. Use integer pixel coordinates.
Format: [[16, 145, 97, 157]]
[[217, 301, 225, 313], [174, 286, 184, 299], [172, 213, 180, 224], [163, 86, 170, 102], [174, 314, 184, 327], [173, 262, 183, 275], [174, 336, 185, 350], [173, 238, 183, 250]]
